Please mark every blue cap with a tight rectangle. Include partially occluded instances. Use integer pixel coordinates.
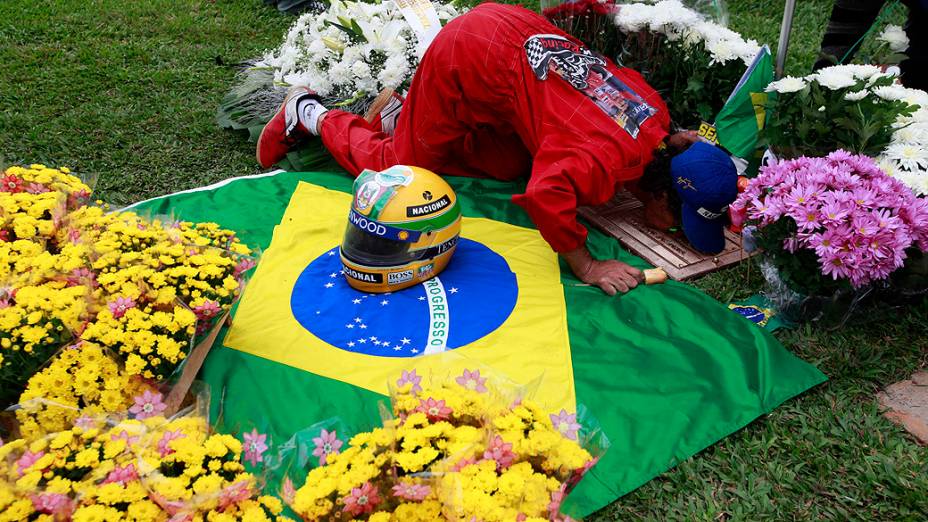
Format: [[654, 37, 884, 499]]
[[670, 142, 738, 254]]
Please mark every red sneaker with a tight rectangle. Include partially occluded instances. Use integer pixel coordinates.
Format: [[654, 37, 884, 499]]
[[364, 89, 405, 135], [256, 87, 317, 168]]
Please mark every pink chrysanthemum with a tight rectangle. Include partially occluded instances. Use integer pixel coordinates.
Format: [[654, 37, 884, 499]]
[[733, 150, 928, 288]]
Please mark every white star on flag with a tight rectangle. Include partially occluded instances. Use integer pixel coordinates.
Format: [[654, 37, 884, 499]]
[[370, 336, 378, 341], [324, 282, 334, 288], [354, 317, 362, 323], [359, 324, 367, 329], [345, 324, 354, 329], [327, 251, 335, 256], [358, 339, 366, 344], [394, 346, 402, 351], [449, 287, 458, 294], [401, 338, 411, 345], [411, 348, 419, 353], [381, 300, 389, 306], [329, 273, 337, 278], [352, 299, 361, 304], [418, 296, 426, 301], [347, 341, 355, 347]]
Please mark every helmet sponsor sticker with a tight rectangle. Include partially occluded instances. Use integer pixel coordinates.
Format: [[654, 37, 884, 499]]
[[348, 209, 422, 242], [343, 265, 383, 284], [387, 270, 414, 285], [406, 194, 451, 217], [417, 263, 434, 277]]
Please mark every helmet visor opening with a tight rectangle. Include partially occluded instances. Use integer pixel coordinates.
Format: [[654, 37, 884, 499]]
[[341, 223, 427, 267]]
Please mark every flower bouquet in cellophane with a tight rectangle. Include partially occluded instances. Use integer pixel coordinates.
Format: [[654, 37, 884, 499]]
[[284, 364, 608, 521], [0, 384, 293, 522], [1, 161, 259, 432]]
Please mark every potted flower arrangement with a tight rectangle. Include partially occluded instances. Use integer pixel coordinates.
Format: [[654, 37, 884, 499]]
[[763, 64, 928, 197], [734, 150, 928, 325]]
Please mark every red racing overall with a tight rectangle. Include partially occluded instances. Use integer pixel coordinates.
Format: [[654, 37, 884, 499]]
[[320, 2, 671, 253]]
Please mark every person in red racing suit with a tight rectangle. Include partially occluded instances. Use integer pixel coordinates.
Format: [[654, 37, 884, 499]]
[[257, 3, 715, 295]]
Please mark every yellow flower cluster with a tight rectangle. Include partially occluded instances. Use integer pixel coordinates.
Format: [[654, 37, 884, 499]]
[[0, 282, 88, 407], [0, 413, 291, 522], [16, 342, 154, 439], [0, 163, 256, 414], [81, 305, 197, 380], [438, 460, 557, 522], [290, 376, 596, 521]]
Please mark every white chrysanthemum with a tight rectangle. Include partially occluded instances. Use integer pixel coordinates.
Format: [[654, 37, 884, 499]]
[[706, 38, 737, 65], [615, 3, 655, 32], [377, 54, 409, 89], [878, 24, 910, 52], [876, 157, 901, 178], [891, 126, 928, 145], [901, 87, 928, 109], [844, 89, 869, 101], [811, 68, 857, 90], [895, 170, 928, 196], [765, 76, 807, 93], [873, 84, 909, 101], [886, 143, 928, 171]]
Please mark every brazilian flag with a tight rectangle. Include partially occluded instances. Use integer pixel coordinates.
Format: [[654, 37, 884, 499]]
[[130, 167, 824, 515], [715, 46, 774, 160]]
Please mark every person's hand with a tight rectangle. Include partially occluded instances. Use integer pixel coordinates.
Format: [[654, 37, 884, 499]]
[[577, 258, 642, 295], [666, 130, 699, 150], [561, 246, 643, 296]]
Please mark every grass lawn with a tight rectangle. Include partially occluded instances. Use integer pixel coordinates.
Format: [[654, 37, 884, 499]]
[[1, 0, 926, 519]]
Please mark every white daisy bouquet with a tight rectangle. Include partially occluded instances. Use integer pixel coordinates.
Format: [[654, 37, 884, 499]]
[[544, 0, 761, 129], [218, 0, 462, 137], [763, 64, 928, 196]]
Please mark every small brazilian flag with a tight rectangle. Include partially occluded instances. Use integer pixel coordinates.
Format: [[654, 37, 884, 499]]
[[715, 46, 774, 159]]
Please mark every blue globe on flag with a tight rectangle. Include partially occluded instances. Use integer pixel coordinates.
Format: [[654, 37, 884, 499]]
[[290, 238, 519, 357]]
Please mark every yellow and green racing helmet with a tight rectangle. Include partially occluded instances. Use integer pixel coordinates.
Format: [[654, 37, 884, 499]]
[[340, 165, 462, 293]]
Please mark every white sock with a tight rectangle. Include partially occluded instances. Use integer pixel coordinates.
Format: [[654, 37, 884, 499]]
[[296, 97, 328, 136]]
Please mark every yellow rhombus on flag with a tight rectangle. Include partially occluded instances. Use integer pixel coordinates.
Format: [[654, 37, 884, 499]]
[[225, 181, 576, 410]]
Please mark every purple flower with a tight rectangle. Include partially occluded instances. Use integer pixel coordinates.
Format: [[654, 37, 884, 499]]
[[242, 428, 268, 466], [550, 409, 582, 441], [741, 150, 928, 288], [396, 369, 422, 394], [108, 296, 136, 319], [312, 429, 342, 465], [455, 369, 488, 393], [129, 390, 166, 419]]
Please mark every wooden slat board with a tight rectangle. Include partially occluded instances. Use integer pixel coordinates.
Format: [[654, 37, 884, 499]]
[[578, 192, 756, 281]]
